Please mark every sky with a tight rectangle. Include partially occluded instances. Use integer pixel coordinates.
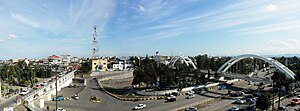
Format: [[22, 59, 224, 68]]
[[0, 0, 300, 59]]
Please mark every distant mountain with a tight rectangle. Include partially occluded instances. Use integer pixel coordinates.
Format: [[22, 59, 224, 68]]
[[262, 54, 300, 58]]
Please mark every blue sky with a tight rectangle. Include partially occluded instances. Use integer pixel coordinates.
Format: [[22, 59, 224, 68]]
[[1, 0, 300, 59]]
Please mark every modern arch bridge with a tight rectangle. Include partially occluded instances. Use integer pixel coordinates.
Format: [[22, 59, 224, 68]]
[[217, 54, 296, 83]]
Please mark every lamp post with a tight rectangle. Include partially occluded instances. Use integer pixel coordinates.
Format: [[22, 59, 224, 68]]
[[55, 65, 58, 110]]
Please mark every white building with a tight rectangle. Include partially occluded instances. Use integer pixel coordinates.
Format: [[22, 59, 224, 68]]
[[112, 58, 132, 71]]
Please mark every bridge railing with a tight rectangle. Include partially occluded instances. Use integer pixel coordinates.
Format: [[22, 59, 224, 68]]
[[18, 70, 75, 104]]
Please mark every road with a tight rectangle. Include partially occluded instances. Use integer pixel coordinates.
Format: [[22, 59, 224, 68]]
[[44, 75, 229, 111], [197, 80, 254, 111], [0, 94, 19, 110]]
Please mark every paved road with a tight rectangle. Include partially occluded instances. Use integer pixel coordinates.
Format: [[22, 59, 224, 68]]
[[44, 76, 229, 111], [0, 95, 19, 110], [197, 80, 253, 111]]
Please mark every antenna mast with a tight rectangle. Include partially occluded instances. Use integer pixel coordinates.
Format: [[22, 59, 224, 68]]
[[92, 25, 99, 59]]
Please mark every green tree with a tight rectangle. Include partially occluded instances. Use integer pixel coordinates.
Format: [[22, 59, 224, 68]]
[[256, 92, 271, 110]]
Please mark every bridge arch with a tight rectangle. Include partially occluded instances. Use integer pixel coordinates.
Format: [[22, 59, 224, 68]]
[[168, 56, 197, 69], [217, 54, 296, 79]]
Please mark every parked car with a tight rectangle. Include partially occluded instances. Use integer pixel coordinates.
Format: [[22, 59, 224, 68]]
[[166, 95, 176, 102], [186, 94, 195, 99], [56, 108, 66, 111], [41, 81, 48, 86], [227, 106, 240, 111], [219, 85, 227, 90], [132, 104, 146, 110], [291, 98, 300, 106], [243, 106, 255, 111], [246, 98, 256, 104], [236, 91, 245, 96], [230, 91, 243, 97], [234, 99, 245, 104], [185, 107, 197, 111], [186, 91, 195, 95], [53, 96, 64, 101], [276, 106, 288, 111], [72, 94, 79, 100]]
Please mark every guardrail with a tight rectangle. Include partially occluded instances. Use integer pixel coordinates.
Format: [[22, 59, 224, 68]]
[[18, 70, 76, 110]]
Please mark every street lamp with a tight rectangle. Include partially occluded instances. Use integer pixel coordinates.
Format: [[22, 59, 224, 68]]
[[55, 65, 59, 110]]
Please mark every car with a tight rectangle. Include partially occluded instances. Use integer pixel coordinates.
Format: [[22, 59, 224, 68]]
[[133, 104, 146, 110], [53, 96, 64, 101], [276, 106, 288, 111], [186, 91, 195, 95], [234, 99, 245, 104], [219, 85, 226, 90], [230, 92, 243, 97], [236, 91, 245, 96], [166, 95, 176, 102], [186, 94, 195, 99], [291, 98, 300, 106], [227, 106, 240, 111], [243, 106, 255, 111], [246, 98, 256, 104], [41, 81, 48, 86], [56, 108, 66, 111], [57, 73, 64, 77], [185, 107, 198, 111], [33, 85, 41, 90], [20, 88, 29, 95], [72, 94, 79, 100]]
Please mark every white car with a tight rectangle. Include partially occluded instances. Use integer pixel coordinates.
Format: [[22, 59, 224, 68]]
[[72, 94, 79, 100], [234, 99, 245, 104], [227, 106, 240, 111], [133, 104, 147, 110], [56, 108, 66, 111], [186, 94, 195, 99], [41, 81, 48, 86], [186, 91, 195, 95], [20, 89, 29, 95]]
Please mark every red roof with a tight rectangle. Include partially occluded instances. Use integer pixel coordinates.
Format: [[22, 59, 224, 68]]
[[48, 55, 60, 59]]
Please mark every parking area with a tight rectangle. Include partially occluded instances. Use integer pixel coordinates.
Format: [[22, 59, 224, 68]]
[[34, 86, 85, 111]]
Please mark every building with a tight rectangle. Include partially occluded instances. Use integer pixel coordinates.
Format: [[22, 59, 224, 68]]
[[91, 58, 108, 71], [154, 52, 171, 65], [112, 58, 133, 71], [48, 55, 61, 65]]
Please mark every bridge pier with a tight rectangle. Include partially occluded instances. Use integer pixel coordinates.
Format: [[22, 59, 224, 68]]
[[46, 93, 52, 101], [39, 97, 44, 109], [28, 99, 35, 109]]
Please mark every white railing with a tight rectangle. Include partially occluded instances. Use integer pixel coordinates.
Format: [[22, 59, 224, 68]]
[[19, 70, 75, 104]]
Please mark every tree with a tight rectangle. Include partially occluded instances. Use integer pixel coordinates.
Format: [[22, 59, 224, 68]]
[[79, 60, 92, 73], [256, 92, 271, 110]]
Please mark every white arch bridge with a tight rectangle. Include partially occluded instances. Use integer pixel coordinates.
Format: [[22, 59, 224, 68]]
[[217, 54, 296, 80], [168, 56, 197, 69]]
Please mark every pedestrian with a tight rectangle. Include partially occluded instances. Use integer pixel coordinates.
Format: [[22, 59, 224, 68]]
[[47, 106, 49, 111]]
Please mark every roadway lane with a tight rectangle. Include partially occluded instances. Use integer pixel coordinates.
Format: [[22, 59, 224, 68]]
[[44, 77, 229, 111], [0, 95, 18, 110]]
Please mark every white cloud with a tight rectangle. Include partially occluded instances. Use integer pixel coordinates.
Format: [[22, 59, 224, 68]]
[[8, 34, 17, 39], [265, 4, 278, 12], [138, 5, 145, 12], [10, 12, 40, 28], [228, 20, 300, 34], [270, 40, 289, 47], [0, 39, 5, 42]]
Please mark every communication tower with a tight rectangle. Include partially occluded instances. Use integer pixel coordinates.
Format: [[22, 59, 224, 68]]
[[92, 26, 99, 59]]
